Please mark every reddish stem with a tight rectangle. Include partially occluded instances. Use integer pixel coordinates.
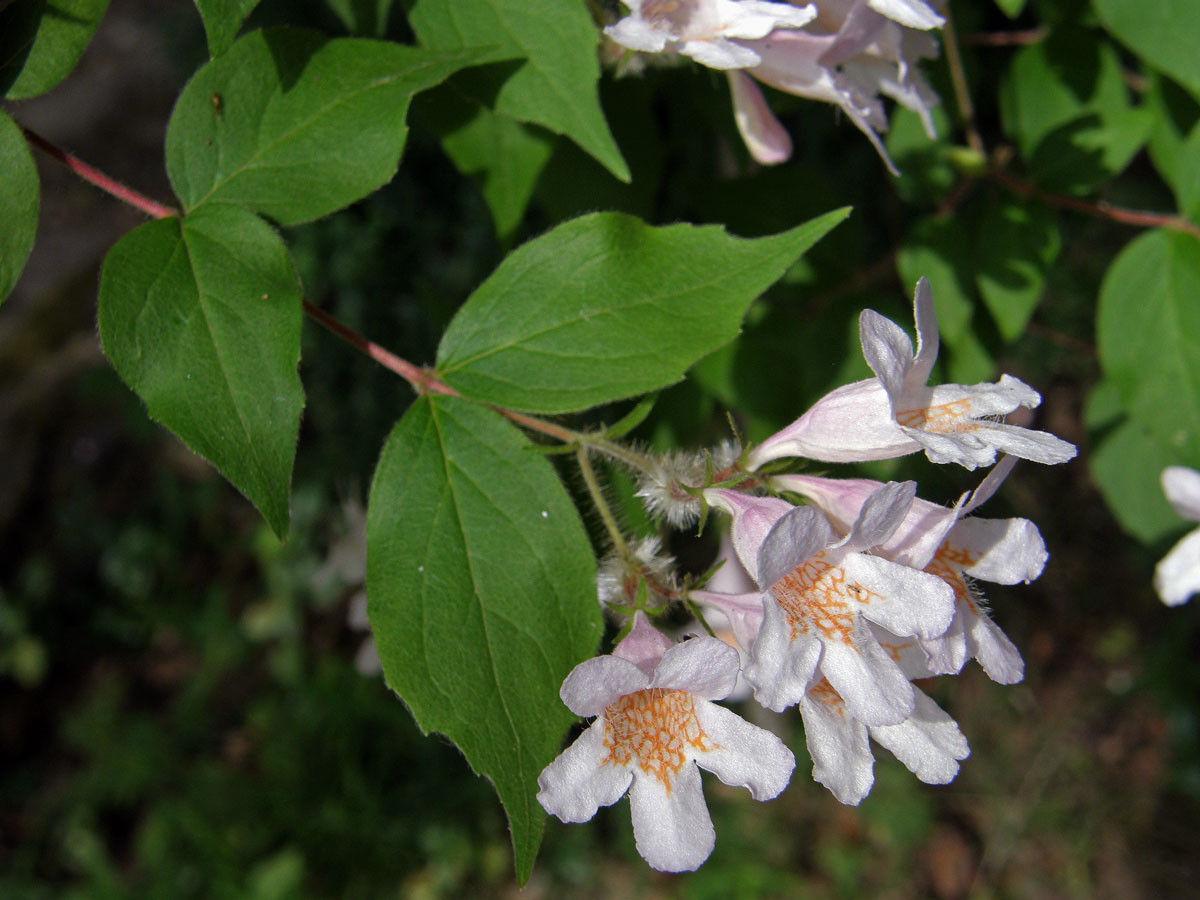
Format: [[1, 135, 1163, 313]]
[[300, 299, 455, 396], [21, 126, 178, 220], [961, 27, 1049, 47], [990, 168, 1200, 241]]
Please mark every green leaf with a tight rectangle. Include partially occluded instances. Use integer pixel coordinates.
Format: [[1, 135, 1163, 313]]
[[1145, 73, 1200, 192], [1097, 228, 1200, 465], [1176, 122, 1200, 219], [441, 105, 555, 242], [994, 0, 1028, 17], [193, 0, 260, 57], [999, 31, 1153, 193], [165, 27, 485, 225], [408, 0, 629, 182], [1090, 413, 1186, 543], [366, 394, 601, 884], [975, 200, 1060, 341], [325, 0, 395, 36], [97, 203, 304, 537], [0, 109, 39, 305], [0, 0, 109, 99], [1095, 0, 1200, 100], [436, 208, 850, 413]]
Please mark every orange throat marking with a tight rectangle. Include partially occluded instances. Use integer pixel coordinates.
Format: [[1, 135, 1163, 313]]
[[924, 542, 981, 612], [770, 551, 880, 644], [896, 398, 977, 433], [602, 689, 715, 790]]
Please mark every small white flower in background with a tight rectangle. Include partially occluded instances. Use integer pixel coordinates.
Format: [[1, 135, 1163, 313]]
[[537, 612, 795, 872], [1155, 466, 1200, 606], [775, 457, 1044, 683], [747, 278, 1078, 472], [606, 0, 817, 70], [705, 482, 954, 723]]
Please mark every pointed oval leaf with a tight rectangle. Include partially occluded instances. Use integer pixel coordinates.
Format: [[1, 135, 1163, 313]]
[[367, 394, 602, 884], [1098, 228, 1200, 465], [194, 0, 261, 57], [408, 0, 629, 182], [1095, 0, 1200, 100], [165, 27, 485, 225], [435, 208, 850, 413], [440, 104, 555, 242], [97, 203, 303, 537], [0, 110, 39, 304], [0, 0, 109, 99]]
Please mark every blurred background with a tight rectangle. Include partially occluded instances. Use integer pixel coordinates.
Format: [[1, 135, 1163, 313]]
[[2, 0, 1198, 896]]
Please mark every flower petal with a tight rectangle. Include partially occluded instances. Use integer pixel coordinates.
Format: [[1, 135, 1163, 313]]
[[844, 480, 917, 552], [919, 609, 968, 675], [1155, 526, 1200, 607], [560, 655, 651, 716], [679, 36, 763, 68], [860, 307, 917, 401], [909, 276, 940, 387], [694, 700, 795, 800], [799, 687, 875, 804], [840, 552, 955, 639], [867, 0, 945, 29], [706, 489, 794, 582], [747, 379, 920, 469], [1163, 466, 1200, 522], [614, 610, 675, 676], [970, 610, 1024, 683], [758, 505, 834, 588], [652, 636, 740, 699], [819, 621, 915, 726], [537, 720, 633, 823], [689, 589, 766, 654], [950, 516, 1047, 584], [746, 594, 822, 712], [869, 686, 969, 785], [629, 762, 715, 872], [605, 17, 671, 53], [727, 69, 792, 164]]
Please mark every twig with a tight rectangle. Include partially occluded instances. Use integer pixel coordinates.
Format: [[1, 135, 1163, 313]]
[[961, 27, 1049, 47], [21, 126, 178, 220], [942, 8, 984, 154], [990, 168, 1200, 241]]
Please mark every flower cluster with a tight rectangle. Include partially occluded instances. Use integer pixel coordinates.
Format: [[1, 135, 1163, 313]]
[[604, 0, 946, 168], [539, 280, 1075, 871]]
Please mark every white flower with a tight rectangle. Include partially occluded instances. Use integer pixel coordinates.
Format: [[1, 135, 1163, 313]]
[[1155, 466, 1200, 606], [747, 278, 1078, 472], [606, 0, 817, 69], [704, 483, 954, 723], [775, 457, 1043, 682], [537, 613, 795, 872]]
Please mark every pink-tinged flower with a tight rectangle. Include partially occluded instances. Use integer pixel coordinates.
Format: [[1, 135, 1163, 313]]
[[537, 613, 795, 872], [747, 278, 1078, 472], [703, 483, 954, 724], [606, 0, 817, 70], [774, 458, 1043, 682], [727, 0, 942, 170], [1155, 466, 1200, 607]]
